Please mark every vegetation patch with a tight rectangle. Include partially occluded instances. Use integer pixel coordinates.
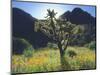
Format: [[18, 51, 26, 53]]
[[12, 47, 96, 73]]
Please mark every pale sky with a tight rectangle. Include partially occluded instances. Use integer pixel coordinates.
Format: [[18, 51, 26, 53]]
[[12, 1, 96, 19]]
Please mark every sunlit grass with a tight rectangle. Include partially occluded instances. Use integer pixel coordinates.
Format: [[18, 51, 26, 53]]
[[12, 46, 96, 73]]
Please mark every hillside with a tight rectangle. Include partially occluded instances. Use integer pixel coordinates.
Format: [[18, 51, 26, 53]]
[[13, 8, 49, 49], [60, 8, 96, 45]]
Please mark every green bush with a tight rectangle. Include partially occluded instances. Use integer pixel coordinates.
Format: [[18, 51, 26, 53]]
[[85, 41, 96, 50], [23, 50, 34, 58], [67, 50, 77, 58], [23, 39, 34, 58], [13, 37, 34, 54]]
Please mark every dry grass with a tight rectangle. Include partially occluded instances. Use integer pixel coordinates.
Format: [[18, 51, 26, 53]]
[[12, 46, 96, 73]]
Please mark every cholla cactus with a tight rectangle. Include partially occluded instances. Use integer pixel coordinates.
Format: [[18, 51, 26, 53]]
[[35, 9, 84, 67]]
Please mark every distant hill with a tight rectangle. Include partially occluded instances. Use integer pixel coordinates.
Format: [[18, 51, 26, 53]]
[[13, 8, 36, 37], [13, 8, 49, 50], [60, 8, 96, 45], [60, 8, 96, 25]]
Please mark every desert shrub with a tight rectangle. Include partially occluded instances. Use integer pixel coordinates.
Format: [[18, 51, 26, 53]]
[[67, 50, 77, 58], [23, 50, 34, 58], [85, 41, 96, 50], [47, 42, 58, 49], [13, 37, 33, 54]]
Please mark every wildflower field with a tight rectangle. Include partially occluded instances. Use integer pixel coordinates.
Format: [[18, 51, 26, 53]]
[[12, 46, 96, 73]]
